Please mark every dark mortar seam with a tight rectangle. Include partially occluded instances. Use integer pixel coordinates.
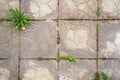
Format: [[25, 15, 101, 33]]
[[0, 58, 9, 60], [13, 57, 120, 61], [3, 18, 120, 21], [18, 0, 21, 80], [57, 0, 60, 80], [96, 20, 99, 78], [95, 0, 100, 79]]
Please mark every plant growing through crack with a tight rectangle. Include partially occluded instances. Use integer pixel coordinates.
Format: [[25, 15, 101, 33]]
[[7, 8, 32, 30], [96, 9, 100, 17], [107, 16, 112, 21], [90, 71, 111, 80], [101, 71, 110, 80], [0, 18, 3, 22], [56, 55, 76, 62], [90, 77, 98, 80]]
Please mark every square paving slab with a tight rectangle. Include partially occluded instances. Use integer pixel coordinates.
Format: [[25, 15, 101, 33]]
[[0, 59, 18, 80], [99, 0, 120, 19], [20, 21, 57, 58], [20, 60, 57, 80], [0, 21, 19, 58], [98, 60, 120, 80], [21, 0, 58, 19], [59, 20, 96, 58], [59, 60, 96, 80], [0, 0, 19, 19], [59, 0, 97, 19], [98, 21, 120, 58]]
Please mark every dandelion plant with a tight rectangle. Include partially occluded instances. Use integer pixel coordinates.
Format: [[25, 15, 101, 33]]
[[7, 8, 32, 30]]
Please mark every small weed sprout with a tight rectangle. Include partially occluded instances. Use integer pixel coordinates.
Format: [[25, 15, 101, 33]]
[[7, 8, 32, 30], [0, 18, 3, 22], [56, 55, 76, 62], [96, 9, 100, 17], [90, 71, 111, 80], [90, 77, 98, 80], [101, 71, 111, 80]]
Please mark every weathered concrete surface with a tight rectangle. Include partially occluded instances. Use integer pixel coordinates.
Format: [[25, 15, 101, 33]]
[[98, 21, 120, 58], [99, 0, 120, 19], [0, 0, 19, 19], [21, 0, 58, 19], [0, 22, 19, 58], [20, 21, 57, 58], [20, 60, 57, 80], [0, 60, 18, 80], [59, 21, 96, 58], [59, 0, 97, 19], [98, 60, 120, 80], [1, 0, 120, 80], [59, 60, 96, 80]]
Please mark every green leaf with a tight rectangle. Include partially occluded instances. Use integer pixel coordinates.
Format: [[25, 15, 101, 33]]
[[67, 56, 76, 62], [101, 71, 111, 80], [9, 9, 16, 15], [96, 9, 100, 17], [56, 57, 61, 62], [90, 77, 97, 80], [56, 56, 76, 62], [15, 23, 21, 29], [0, 18, 3, 22], [7, 23, 14, 29]]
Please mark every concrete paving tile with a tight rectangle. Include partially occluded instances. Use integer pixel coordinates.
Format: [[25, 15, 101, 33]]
[[98, 21, 120, 58], [98, 60, 120, 80], [99, 0, 120, 19], [59, 60, 96, 80], [20, 60, 57, 80], [0, 21, 19, 58], [59, 20, 96, 58], [20, 21, 57, 58], [0, 59, 18, 80], [0, 0, 19, 19], [21, 0, 58, 19], [59, 0, 97, 19]]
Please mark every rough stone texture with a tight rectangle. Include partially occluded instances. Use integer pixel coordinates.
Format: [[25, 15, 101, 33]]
[[59, 0, 97, 19], [0, 59, 18, 80], [20, 60, 57, 80], [98, 60, 120, 80], [98, 21, 120, 58], [1, 0, 120, 80], [0, 22, 19, 58], [20, 21, 57, 58], [59, 21, 96, 58], [59, 60, 96, 80], [99, 0, 120, 19], [0, 0, 19, 19], [21, 0, 58, 19]]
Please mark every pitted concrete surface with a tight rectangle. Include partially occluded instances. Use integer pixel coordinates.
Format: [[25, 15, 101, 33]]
[[0, 0, 120, 80]]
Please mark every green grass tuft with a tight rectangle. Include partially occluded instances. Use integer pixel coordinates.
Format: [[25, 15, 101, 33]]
[[7, 8, 32, 30]]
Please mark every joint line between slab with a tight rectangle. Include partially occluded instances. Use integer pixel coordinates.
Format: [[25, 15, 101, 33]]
[[18, 0, 21, 80], [57, 0, 60, 80]]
